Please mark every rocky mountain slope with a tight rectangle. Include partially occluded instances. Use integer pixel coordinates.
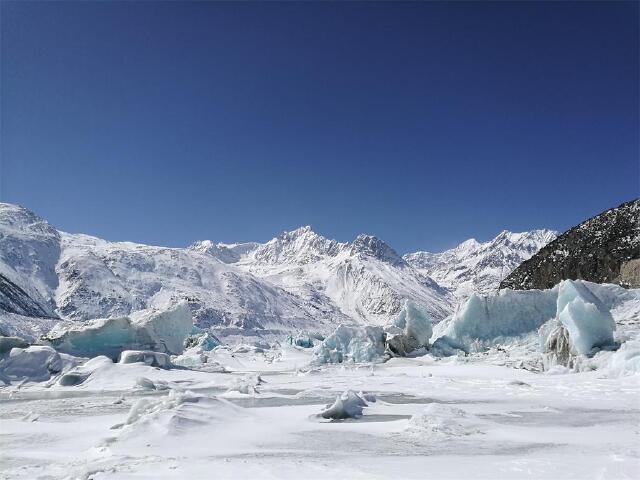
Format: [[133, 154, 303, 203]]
[[500, 199, 640, 291], [404, 229, 556, 299]]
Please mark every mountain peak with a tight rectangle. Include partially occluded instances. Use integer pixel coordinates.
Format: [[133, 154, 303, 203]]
[[404, 228, 556, 299], [350, 234, 405, 266], [278, 225, 317, 241], [250, 226, 340, 265]]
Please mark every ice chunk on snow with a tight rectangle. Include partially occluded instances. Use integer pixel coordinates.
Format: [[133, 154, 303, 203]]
[[405, 404, 483, 437], [135, 376, 170, 391], [129, 304, 194, 355], [445, 289, 557, 342], [555, 280, 616, 355], [540, 281, 617, 369], [0, 345, 81, 383], [0, 336, 29, 353], [318, 390, 373, 419], [119, 350, 173, 369], [436, 280, 618, 359], [286, 331, 323, 348], [56, 355, 113, 386], [225, 374, 264, 395], [385, 300, 432, 355], [45, 303, 193, 358], [606, 339, 640, 376], [312, 325, 385, 364], [183, 332, 221, 351], [540, 321, 575, 369], [172, 351, 208, 369]]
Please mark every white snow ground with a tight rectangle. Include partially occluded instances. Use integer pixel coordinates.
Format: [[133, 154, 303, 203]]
[[1, 344, 638, 480]]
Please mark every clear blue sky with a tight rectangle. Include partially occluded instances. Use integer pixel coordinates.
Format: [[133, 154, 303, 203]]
[[1, 1, 638, 253]]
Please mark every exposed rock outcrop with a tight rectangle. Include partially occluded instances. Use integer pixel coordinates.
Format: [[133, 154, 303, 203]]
[[500, 199, 640, 290]]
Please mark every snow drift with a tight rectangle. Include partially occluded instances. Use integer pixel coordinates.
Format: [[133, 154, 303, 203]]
[[110, 390, 247, 443], [405, 403, 484, 438]]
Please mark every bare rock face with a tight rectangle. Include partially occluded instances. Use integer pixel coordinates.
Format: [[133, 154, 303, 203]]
[[500, 199, 640, 290]]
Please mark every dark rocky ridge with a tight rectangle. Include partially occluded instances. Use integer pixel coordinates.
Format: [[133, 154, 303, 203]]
[[0, 272, 53, 318], [500, 199, 640, 290]]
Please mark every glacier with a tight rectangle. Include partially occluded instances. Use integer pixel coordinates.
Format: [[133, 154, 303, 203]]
[[0, 345, 81, 383], [436, 280, 625, 371], [118, 350, 173, 368], [43, 303, 193, 358], [384, 300, 433, 356], [554, 280, 616, 355], [312, 324, 386, 364]]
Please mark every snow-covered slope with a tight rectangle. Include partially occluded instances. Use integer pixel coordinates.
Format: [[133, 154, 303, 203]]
[[0, 204, 454, 341], [55, 231, 352, 336], [0, 205, 355, 339], [0, 203, 556, 341], [0, 203, 61, 317], [200, 226, 455, 325], [404, 229, 556, 300]]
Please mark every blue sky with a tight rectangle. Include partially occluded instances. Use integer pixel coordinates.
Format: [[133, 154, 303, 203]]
[[1, 1, 638, 253]]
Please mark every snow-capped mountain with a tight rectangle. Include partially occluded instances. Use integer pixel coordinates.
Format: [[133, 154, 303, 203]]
[[0, 203, 61, 317], [210, 226, 454, 325], [54, 232, 337, 334], [404, 229, 557, 300], [0, 202, 557, 341], [0, 204, 452, 341], [0, 204, 354, 339]]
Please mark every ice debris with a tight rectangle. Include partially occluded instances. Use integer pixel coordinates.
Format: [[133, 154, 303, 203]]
[[385, 300, 433, 356], [606, 339, 640, 376], [443, 288, 556, 342], [56, 355, 113, 387], [183, 331, 221, 351], [119, 350, 173, 369], [555, 280, 616, 355], [226, 374, 264, 395], [45, 303, 193, 359], [318, 390, 374, 420], [0, 336, 29, 354], [437, 280, 618, 364], [312, 325, 386, 364], [286, 331, 323, 348], [0, 345, 81, 383], [135, 376, 170, 391]]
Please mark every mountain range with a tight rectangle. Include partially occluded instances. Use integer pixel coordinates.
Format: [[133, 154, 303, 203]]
[[0, 202, 555, 340]]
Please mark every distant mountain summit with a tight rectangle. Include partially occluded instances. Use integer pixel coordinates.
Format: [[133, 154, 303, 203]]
[[500, 199, 640, 290], [404, 229, 556, 299], [231, 227, 453, 324], [0, 201, 565, 342]]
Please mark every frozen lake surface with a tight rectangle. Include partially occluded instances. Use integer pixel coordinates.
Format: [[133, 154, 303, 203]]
[[1, 346, 639, 479]]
